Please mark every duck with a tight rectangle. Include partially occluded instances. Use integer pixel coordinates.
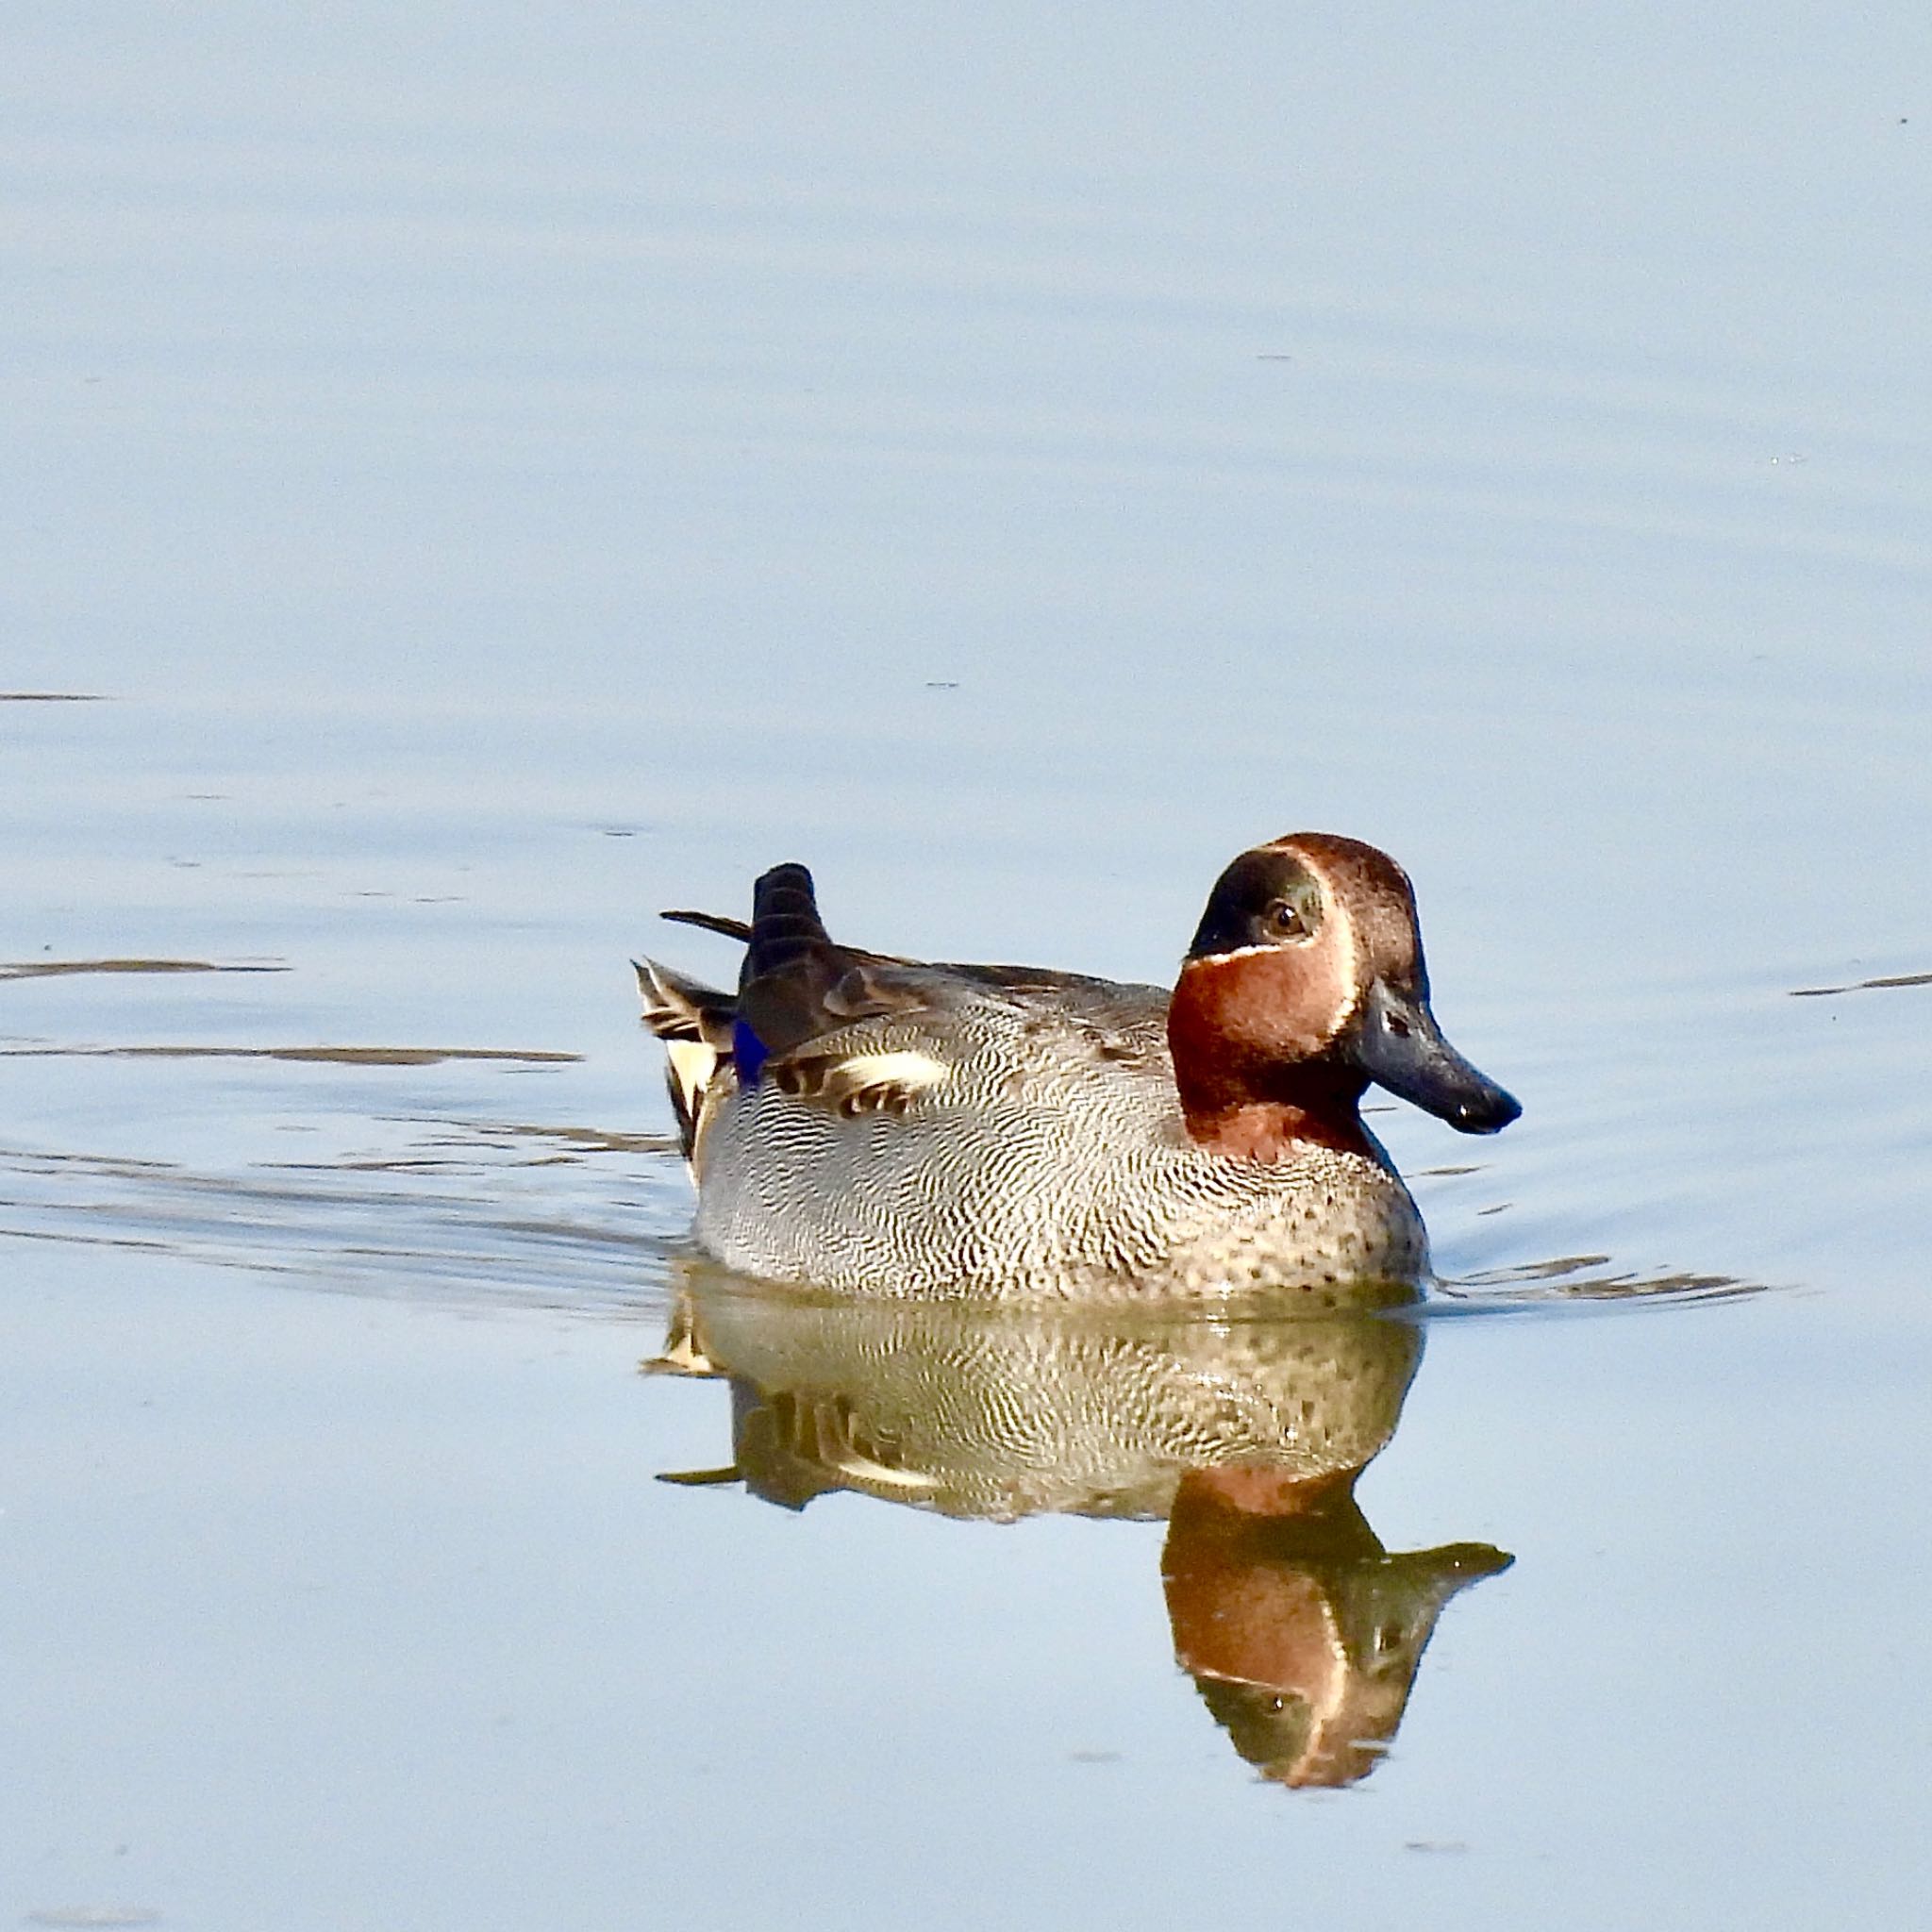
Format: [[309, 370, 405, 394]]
[[635, 833, 1519, 1301]]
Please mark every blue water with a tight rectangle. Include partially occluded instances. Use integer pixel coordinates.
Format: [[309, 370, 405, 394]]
[[4, 6, 1929, 1927]]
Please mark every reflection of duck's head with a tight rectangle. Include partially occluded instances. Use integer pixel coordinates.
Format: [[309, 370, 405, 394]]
[[651, 1275, 1424, 1520], [1162, 1471, 1510, 1788]]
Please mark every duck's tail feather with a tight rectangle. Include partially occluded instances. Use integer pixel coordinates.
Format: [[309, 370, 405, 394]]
[[659, 908, 753, 943], [634, 957, 736, 1160], [634, 957, 736, 1044]]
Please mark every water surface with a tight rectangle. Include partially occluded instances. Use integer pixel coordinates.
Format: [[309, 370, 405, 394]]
[[5, 6, 1930, 1928]]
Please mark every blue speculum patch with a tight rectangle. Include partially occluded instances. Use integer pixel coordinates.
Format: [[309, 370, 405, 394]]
[[732, 1017, 769, 1085]]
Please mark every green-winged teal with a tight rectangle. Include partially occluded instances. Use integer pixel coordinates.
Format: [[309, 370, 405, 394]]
[[637, 833, 1518, 1300]]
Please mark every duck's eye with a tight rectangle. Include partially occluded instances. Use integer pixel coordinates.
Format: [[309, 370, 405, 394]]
[[1266, 899, 1310, 940]]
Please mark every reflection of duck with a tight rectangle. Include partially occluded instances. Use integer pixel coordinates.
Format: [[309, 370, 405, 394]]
[[649, 1273, 1509, 1787], [654, 1274, 1424, 1517], [637, 835, 1518, 1300]]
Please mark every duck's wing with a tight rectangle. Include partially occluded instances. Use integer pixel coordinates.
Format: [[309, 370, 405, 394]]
[[649, 866, 1172, 1123], [663, 899, 1167, 1037], [723, 863, 950, 1115], [936, 958, 1174, 1023], [641, 875, 930, 1139]]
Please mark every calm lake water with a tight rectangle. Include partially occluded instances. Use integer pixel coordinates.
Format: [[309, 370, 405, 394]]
[[6, 7, 1930, 1928]]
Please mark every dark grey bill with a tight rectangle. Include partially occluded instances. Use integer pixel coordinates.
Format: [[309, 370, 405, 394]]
[[1352, 979, 1522, 1135]]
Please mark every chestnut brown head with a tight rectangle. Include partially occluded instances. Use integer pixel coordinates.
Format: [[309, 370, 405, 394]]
[[1168, 833, 1520, 1153]]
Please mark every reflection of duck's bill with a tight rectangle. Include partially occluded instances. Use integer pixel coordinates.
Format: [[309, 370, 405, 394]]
[[1168, 1536, 1512, 1790]]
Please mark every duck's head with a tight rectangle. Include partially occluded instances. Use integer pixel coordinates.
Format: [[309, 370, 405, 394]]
[[1167, 833, 1520, 1159]]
